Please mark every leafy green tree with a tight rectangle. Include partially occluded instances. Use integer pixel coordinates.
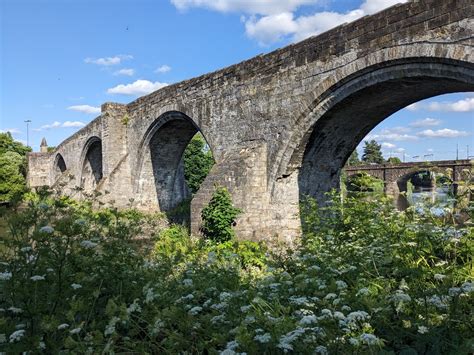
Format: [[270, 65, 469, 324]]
[[346, 150, 360, 166], [0, 133, 31, 202], [362, 140, 384, 164], [184, 133, 214, 194], [0, 151, 27, 202], [201, 186, 240, 243], [386, 157, 402, 164]]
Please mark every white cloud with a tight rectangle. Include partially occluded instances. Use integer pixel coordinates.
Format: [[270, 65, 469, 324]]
[[107, 79, 168, 95], [171, 0, 319, 15], [171, 0, 408, 45], [36, 121, 86, 130], [417, 128, 470, 138], [155, 65, 172, 73], [62, 121, 86, 128], [114, 68, 135, 76], [0, 128, 21, 134], [381, 142, 396, 149], [366, 127, 417, 141], [406, 98, 474, 112], [409, 118, 442, 127], [84, 54, 133, 66], [67, 105, 101, 114]]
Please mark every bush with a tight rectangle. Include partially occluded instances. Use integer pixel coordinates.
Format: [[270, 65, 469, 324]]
[[200, 186, 241, 242]]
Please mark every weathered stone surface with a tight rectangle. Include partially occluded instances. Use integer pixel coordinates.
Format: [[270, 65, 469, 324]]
[[27, 0, 474, 243]]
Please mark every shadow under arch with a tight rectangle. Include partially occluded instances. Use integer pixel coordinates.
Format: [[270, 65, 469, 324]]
[[80, 136, 103, 191], [134, 111, 213, 213], [292, 58, 474, 209], [53, 153, 67, 181]]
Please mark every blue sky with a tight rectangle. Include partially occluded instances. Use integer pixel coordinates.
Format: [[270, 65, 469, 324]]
[[1, 0, 473, 161]]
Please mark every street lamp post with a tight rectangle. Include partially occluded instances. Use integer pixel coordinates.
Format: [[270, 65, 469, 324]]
[[24, 120, 31, 148]]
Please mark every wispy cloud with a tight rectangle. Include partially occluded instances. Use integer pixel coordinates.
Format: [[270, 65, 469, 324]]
[[107, 79, 168, 95], [0, 128, 21, 134], [381, 142, 396, 149], [34, 121, 86, 131], [409, 118, 442, 127], [67, 105, 101, 114], [407, 98, 474, 112], [155, 65, 171, 73], [172, 0, 408, 45], [366, 126, 417, 141], [84, 54, 133, 66], [417, 128, 470, 138], [114, 68, 135, 76]]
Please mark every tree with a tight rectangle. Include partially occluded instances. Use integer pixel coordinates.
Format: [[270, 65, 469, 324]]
[[201, 186, 241, 243], [362, 140, 384, 164], [0, 151, 27, 202], [386, 157, 402, 164], [0, 133, 31, 202], [346, 150, 360, 166], [183, 133, 214, 194]]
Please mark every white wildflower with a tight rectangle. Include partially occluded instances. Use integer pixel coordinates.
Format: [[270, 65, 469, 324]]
[[434, 274, 446, 281], [46, 268, 54, 273], [240, 305, 251, 312], [448, 287, 461, 296], [183, 278, 193, 286], [9, 329, 25, 343], [346, 311, 370, 323], [461, 282, 474, 293], [219, 292, 232, 302], [289, 296, 309, 306], [0, 272, 12, 281], [360, 333, 382, 345], [324, 293, 337, 300], [39, 226, 54, 233], [277, 328, 305, 351], [0, 334, 6, 343], [74, 219, 86, 226], [57, 323, 69, 330], [80, 240, 98, 249], [254, 332, 271, 343], [104, 317, 120, 336], [300, 315, 318, 325], [127, 299, 142, 314], [315, 345, 328, 354], [70, 327, 81, 335], [71, 283, 82, 290], [20, 246, 32, 252], [211, 314, 226, 324], [8, 307, 23, 314], [418, 325, 429, 334], [356, 287, 370, 297], [336, 280, 348, 290], [189, 306, 203, 315], [151, 319, 165, 336], [30, 275, 45, 281], [349, 337, 360, 346]]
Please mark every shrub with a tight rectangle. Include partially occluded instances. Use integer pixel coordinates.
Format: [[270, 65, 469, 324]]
[[200, 186, 240, 243]]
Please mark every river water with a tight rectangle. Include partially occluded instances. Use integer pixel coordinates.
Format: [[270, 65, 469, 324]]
[[409, 186, 452, 215]]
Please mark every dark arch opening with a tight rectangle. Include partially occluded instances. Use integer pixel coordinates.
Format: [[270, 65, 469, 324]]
[[81, 137, 103, 191], [135, 112, 214, 223], [54, 153, 67, 174], [297, 60, 474, 207]]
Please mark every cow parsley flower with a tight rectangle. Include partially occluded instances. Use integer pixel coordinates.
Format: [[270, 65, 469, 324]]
[[254, 332, 271, 343], [336, 280, 348, 290], [57, 323, 69, 330], [314, 345, 328, 354], [71, 283, 82, 290], [300, 315, 318, 325], [0, 272, 12, 281], [39, 226, 54, 233], [189, 306, 202, 315], [20, 246, 32, 252], [31, 275, 45, 281], [8, 307, 23, 314], [360, 333, 382, 345], [105, 317, 120, 336], [9, 330, 25, 343], [70, 327, 81, 335], [80, 240, 98, 249], [418, 325, 429, 334], [434, 274, 446, 281], [356, 287, 370, 297], [183, 278, 193, 286]]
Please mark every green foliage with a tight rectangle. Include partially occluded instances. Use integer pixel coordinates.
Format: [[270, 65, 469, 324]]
[[386, 156, 402, 164], [346, 150, 360, 166], [201, 186, 241, 242], [47, 146, 57, 152], [0, 191, 472, 353], [183, 133, 214, 194], [0, 133, 31, 203], [345, 172, 384, 193], [362, 139, 384, 164]]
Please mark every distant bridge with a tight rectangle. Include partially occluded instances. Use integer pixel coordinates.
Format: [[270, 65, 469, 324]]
[[344, 159, 472, 197]]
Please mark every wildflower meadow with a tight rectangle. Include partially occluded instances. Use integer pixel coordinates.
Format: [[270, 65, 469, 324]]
[[0, 190, 472, 354]]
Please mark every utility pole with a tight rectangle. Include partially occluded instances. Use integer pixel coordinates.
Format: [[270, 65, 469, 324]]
[[456, 144, 459, 160], [467, 145, 469, 159], [24, 120, 32, 148]]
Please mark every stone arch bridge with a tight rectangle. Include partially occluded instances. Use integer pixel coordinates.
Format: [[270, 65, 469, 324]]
[[28, 0, 473, 244], [344, 159, 472, 196]]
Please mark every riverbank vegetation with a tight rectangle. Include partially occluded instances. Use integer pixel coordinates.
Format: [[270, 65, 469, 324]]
[[1, 188, 472, 353]]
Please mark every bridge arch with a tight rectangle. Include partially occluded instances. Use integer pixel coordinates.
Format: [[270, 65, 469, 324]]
[[282, 56, 473, 206], [53, 153, 67, 181], [134, 111, 213, 212], [80, 136, 103, 191]]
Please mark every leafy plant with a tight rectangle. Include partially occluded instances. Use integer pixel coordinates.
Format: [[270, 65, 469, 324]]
[[200, 186, 240, 242]]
